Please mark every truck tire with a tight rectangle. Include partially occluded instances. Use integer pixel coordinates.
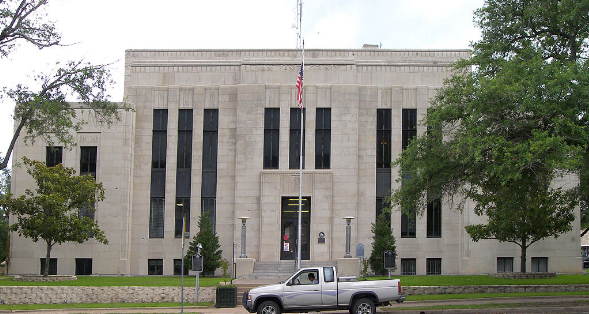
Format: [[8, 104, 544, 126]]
[[258, 300, 281, 314], [352, 298, 375, 314]]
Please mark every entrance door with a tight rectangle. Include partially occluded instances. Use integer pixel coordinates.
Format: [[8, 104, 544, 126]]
[[281, 197, 310, 260]]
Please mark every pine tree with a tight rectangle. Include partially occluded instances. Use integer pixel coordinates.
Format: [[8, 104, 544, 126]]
[[369, 213, 396, 276], [184, 212, 222, 276]]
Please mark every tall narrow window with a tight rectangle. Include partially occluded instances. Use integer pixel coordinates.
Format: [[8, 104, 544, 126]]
[[376, 109, 392, 169], [427, 198, 442, 238], [202, 109, 218, 229], [149, 197, 165, 238], [46, 146, 63, 167], [150, 109, 167, 238], [175, 198, 190, 239], [315, 108, 331, 169], [401, 109, 417, 238], [289, 108, 306, 169], [376, 109, 392, 226], [176, 109, 192, 238], [263, 108, 280, 169], [79, 146, 97, 222], [80, 146, 97, 179], [402, 109, 417, 150]]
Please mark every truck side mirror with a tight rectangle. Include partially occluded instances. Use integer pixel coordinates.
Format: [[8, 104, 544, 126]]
[[286, 279, 292, 286]]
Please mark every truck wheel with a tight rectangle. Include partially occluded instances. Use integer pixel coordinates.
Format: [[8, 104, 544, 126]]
[[352, 298, 375, 314], [258, 300, 281, 314]]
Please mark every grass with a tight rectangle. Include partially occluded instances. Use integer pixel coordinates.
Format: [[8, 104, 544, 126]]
[[366, 274, 589, 286], [0, 301, 213, 311], [0, 275, 226, 287]]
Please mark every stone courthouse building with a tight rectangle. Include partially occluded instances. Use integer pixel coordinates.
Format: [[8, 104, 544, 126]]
[[7, 48, 583, 276]]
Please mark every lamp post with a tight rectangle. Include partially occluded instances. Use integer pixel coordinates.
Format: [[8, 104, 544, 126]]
[[238, 217, 249, 258], [177, 203, 185, 314], [343, 216, 354, 258]]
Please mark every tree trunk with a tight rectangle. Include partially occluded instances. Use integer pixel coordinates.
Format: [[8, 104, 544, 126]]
[[43, 241, 52, 277], [520, 243, 527, 273]]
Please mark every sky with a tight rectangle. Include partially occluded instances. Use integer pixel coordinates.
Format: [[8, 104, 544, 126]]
[[0, 0, 485, 168]]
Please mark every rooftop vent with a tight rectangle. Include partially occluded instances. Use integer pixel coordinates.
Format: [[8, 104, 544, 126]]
[[362, 44, 380, 49]]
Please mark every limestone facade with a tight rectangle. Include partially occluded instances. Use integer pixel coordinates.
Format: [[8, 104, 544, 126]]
[[7, 49, 583, 276]]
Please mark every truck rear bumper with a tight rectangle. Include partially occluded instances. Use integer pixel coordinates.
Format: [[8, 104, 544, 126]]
[[397, 295, 406, 303]]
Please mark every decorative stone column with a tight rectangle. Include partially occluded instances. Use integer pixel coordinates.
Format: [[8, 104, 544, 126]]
[[343, 216, 354, 258], [238, 217, 249, 258]]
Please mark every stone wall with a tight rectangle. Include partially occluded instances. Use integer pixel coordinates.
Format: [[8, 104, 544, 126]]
[[1, 284, 588, 305], [0, 286, 215, 305]]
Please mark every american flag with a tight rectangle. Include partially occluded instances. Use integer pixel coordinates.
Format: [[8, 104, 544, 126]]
[[296, 63, 303, 109]]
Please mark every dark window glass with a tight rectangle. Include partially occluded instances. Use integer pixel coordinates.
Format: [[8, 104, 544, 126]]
[[148, 259, 163, 275], [75, 258, 92, 275], [177, 131, 192, 169], [401, 258, 416, 275], [153, 109, 168, 131], [426, 258, 442, 275], [290, 108, 306, 169], [149, 198, 164, 238], [402, 109, 417, 150], [40, 258, 57, 275], [201, 198, 216, 232], [202, 110, 218, 171], [46, 146, 63, 167], [152, 109, 168, 169], [178, 109, 193, 131], [427, 198, 442, 238], [531, 257, 548, 272], [377, 109, 392, 168], [315, 108, 331, 169], [79, 204, 95, 222], [376, 197, 391, 228], [497, 257, 514, 273], [401, 212, 416, 238], [264, 108, 280, 169], [80, 146, 97, 178], [175, 198, 190, 238], [152, 132, 167, 169], [174, 259, 188, 275]]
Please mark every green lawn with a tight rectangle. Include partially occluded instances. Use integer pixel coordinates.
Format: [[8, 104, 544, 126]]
[[387, 274, 589, 286], [0, 275, 226, 287]]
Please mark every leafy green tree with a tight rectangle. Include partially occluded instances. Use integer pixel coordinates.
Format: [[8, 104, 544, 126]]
[[0, 157, 108, 276], [184, 212, 222, 276], [390, 0, 589, 272], [0, 0, 127, 170], [369, 213, 396, 276], [0, 169, 10, 263]]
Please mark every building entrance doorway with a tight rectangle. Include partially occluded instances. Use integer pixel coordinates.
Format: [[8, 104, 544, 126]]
[[281, 197, 310, 260]]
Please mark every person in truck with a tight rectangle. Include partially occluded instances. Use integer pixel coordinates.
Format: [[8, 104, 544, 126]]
[[308, 272, 318, 284]]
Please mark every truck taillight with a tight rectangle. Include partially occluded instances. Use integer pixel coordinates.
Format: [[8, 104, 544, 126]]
[[398, 281, 402, 294]]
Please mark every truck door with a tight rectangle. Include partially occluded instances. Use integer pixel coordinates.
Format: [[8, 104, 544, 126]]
[[282, 269, 322, 308], [321, 266, 338, 306]]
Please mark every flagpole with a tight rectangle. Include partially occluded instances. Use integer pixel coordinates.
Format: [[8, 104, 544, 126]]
[[297, 41, 304, 270]]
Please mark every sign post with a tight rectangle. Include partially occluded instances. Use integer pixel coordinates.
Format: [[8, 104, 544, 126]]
[[384, 251, 396, 280], [192, 244, 203, 304]]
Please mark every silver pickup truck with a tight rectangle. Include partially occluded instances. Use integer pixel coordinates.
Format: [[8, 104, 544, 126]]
[[242, 266, 405, 314]]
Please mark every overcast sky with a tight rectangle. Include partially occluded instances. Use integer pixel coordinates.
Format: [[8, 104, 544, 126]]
[[0, 0, 485, 168]]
